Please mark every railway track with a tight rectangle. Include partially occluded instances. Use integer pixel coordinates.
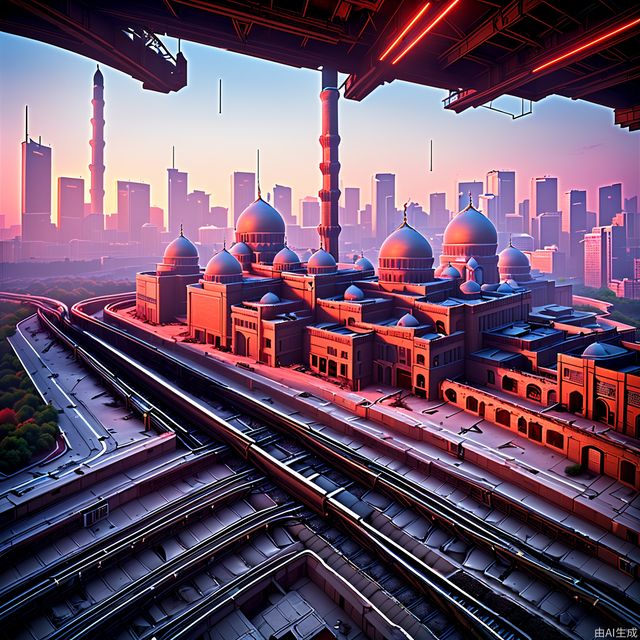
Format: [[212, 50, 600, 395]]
[[2, 292, 636, 639]]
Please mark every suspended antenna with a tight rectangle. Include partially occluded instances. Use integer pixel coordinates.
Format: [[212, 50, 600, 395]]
[[429, 139, 433, 172], [218, 78, 222, 115], [24, 105, 28, 143], [172, 145, 175, 169]]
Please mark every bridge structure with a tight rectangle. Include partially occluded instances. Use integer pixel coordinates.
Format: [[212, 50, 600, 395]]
[[3, 0, 640, 130]]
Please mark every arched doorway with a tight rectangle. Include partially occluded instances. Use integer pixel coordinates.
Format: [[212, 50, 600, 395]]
[[569, 391, 583, 414], [236, 332, 247, 356], [479, 401, 485, 418], [547, 390, 557, 405], [444, 388, 457, 403], [466, 396, 479, 412], [582, 446, 604, 475], [496, 408, 510, 427], [594, 399, 608, 423]]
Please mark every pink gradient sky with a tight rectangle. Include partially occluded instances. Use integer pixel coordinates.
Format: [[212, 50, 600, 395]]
[[0, 32, 638, 228]]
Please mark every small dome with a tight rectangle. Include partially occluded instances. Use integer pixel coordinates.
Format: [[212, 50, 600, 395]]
[[440, 263, 461, 279], [467, 257, 480, 270], [497, 282, 515, 294], [443, 201, 498, 246], [460, 280, 482, 294], [379, 222, 432, 260], [582, 342, 613, 358], [204, 248, 242, 278], [481, 283, 499, 292], [273, 246, 300, 266], [164, 232, 198, 260], [506, 278, 519, 288], [308, 248, 337, 272], [344, 285, 365, 301], [354, 255, 374, 271], [499, 244, 530, 268], [397, 313, 420, 327], [229, 241, 252, 257], [259, 292, 280, 305], [236, 197, 285, 235]]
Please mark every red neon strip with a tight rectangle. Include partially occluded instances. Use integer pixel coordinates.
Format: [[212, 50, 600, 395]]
[[532, 17, 640, 73], [379, 3, 431, 62], [392, 0, 461, 65]]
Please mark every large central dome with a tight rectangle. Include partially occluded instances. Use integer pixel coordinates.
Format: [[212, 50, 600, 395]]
[[443, 201, 497, 246], [379, 223, 433, 260], [236, 197, 285, 235]]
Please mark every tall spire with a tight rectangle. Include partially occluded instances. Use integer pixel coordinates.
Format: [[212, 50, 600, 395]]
[[89, 63, 105, 223], [180, 223, 184, 237], [256, 148, 261, 198], [402, 200, 409, 225]]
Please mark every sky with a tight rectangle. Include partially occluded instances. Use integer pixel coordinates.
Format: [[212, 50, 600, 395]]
[[1, 30, 639, 228]]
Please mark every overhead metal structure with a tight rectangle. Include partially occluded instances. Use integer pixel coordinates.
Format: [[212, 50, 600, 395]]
[[3, 0, 639, 130]]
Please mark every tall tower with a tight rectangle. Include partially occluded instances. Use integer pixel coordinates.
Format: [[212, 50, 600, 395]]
[[89, 65, 105, 220], [317, 67, 341, 262]]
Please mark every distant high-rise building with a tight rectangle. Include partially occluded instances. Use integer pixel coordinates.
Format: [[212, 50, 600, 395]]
[[117, 181, 150, 240], [186, 190, 210, 238], [89, 66, 105, 230], [486, 170, 515, 230], [210, 206, 228, 228], [478, 194, 498, 226], [530, 176, 558, 219], [58, 177, 84, 242], [149, 206, 165, 231], [624, 195, 638, 214], [343, 187, 360, 226], [584, 224, 628, 288], [531, 212, 561, 249], [300, 196, 320, 228], [429, 192, 448, 230], [373, 173, 395, 244], [21, 133, 52, 243], [273, 185, 294, 225], [457, 181, 483, 211], [562, 190, 587, 275], [167, 167, 188, 235], [599, 183, 622, 226], [231, 172, 255, 227]]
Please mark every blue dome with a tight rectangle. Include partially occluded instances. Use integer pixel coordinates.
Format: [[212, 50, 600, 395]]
[[204, 248, 242, 277], [354, 256, 374, 271], [397, 313, 420, 327], [236, 197, 285, 234], [273, 246, 300, 266], [308, 248, 337, 270], [259, 292, 280, 305], [440, 263, 461, 279], [499, 244, 530, 268], [444, 202, 497, 246], [344, 285, 365, 301], [460, 280, 482, 294], [379, 222, 432, 260], [164, 233, 198, 260], [497, 282, 515, 294], [229, 241, 252, 257]]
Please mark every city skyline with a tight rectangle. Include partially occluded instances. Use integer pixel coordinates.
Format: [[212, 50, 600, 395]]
[[1, 32, 638, 230]]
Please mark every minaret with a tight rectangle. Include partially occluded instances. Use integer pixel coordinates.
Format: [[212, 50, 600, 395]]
[[317, 67, 341, 262], [89, 65, 105, 220]]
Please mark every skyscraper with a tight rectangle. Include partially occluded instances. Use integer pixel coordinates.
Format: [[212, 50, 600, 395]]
[[185, 190, 210, 238], [21, 122, 52, 243], [457, 181, 483, 211], [167, 167, 188, 235], [300, 196, 320, 227], [598, 183, 622, 226], [530, 177, 558, 217], [58, 177, 84, 242], [117, 181, 150, 240], [89, 66, 105, 229], [231, 172, 255, 228], [562, 190, 587, 275], [486, 170, 515, 231], [343, 187, 360, 226], [429, 192, 448, 231], [273, 185, 294, 225], [373, 173, 395, 245]]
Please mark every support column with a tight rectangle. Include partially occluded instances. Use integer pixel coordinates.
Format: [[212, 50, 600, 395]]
[[318, 67, 341, 262]]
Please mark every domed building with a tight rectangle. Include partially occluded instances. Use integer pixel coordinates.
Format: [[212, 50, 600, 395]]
[[378, 211, 434, 284], [307, 248, 337, 274], [203, 248, 243, 284], [229, 241, 252, 271], [354, 254, 375, 273], [498, 241, 532, 282], [235, 196, 285, 264], [440, 197, 499, 284], [272, 245, 302, 272], [135, 227, 202, 324]]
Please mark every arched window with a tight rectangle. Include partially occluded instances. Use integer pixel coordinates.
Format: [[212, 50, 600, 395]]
[[526, 384, 542, 402], [416, 374, 425, 388], [445, 388, 457, 403], [546, 430, 564, 449], [528, 422, 543, 442], [417, 354, 425, 365], [496, 408, 511, 427], [594, 399, 608, 423], [569, 391, 583, 414], [436, 321, 446, 335], [466, 396, 479, 412], [547, 390, 558, 405], [621, 460, 636, 487], [502, 376, 518, 393], [517, 417, 527, 434]]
